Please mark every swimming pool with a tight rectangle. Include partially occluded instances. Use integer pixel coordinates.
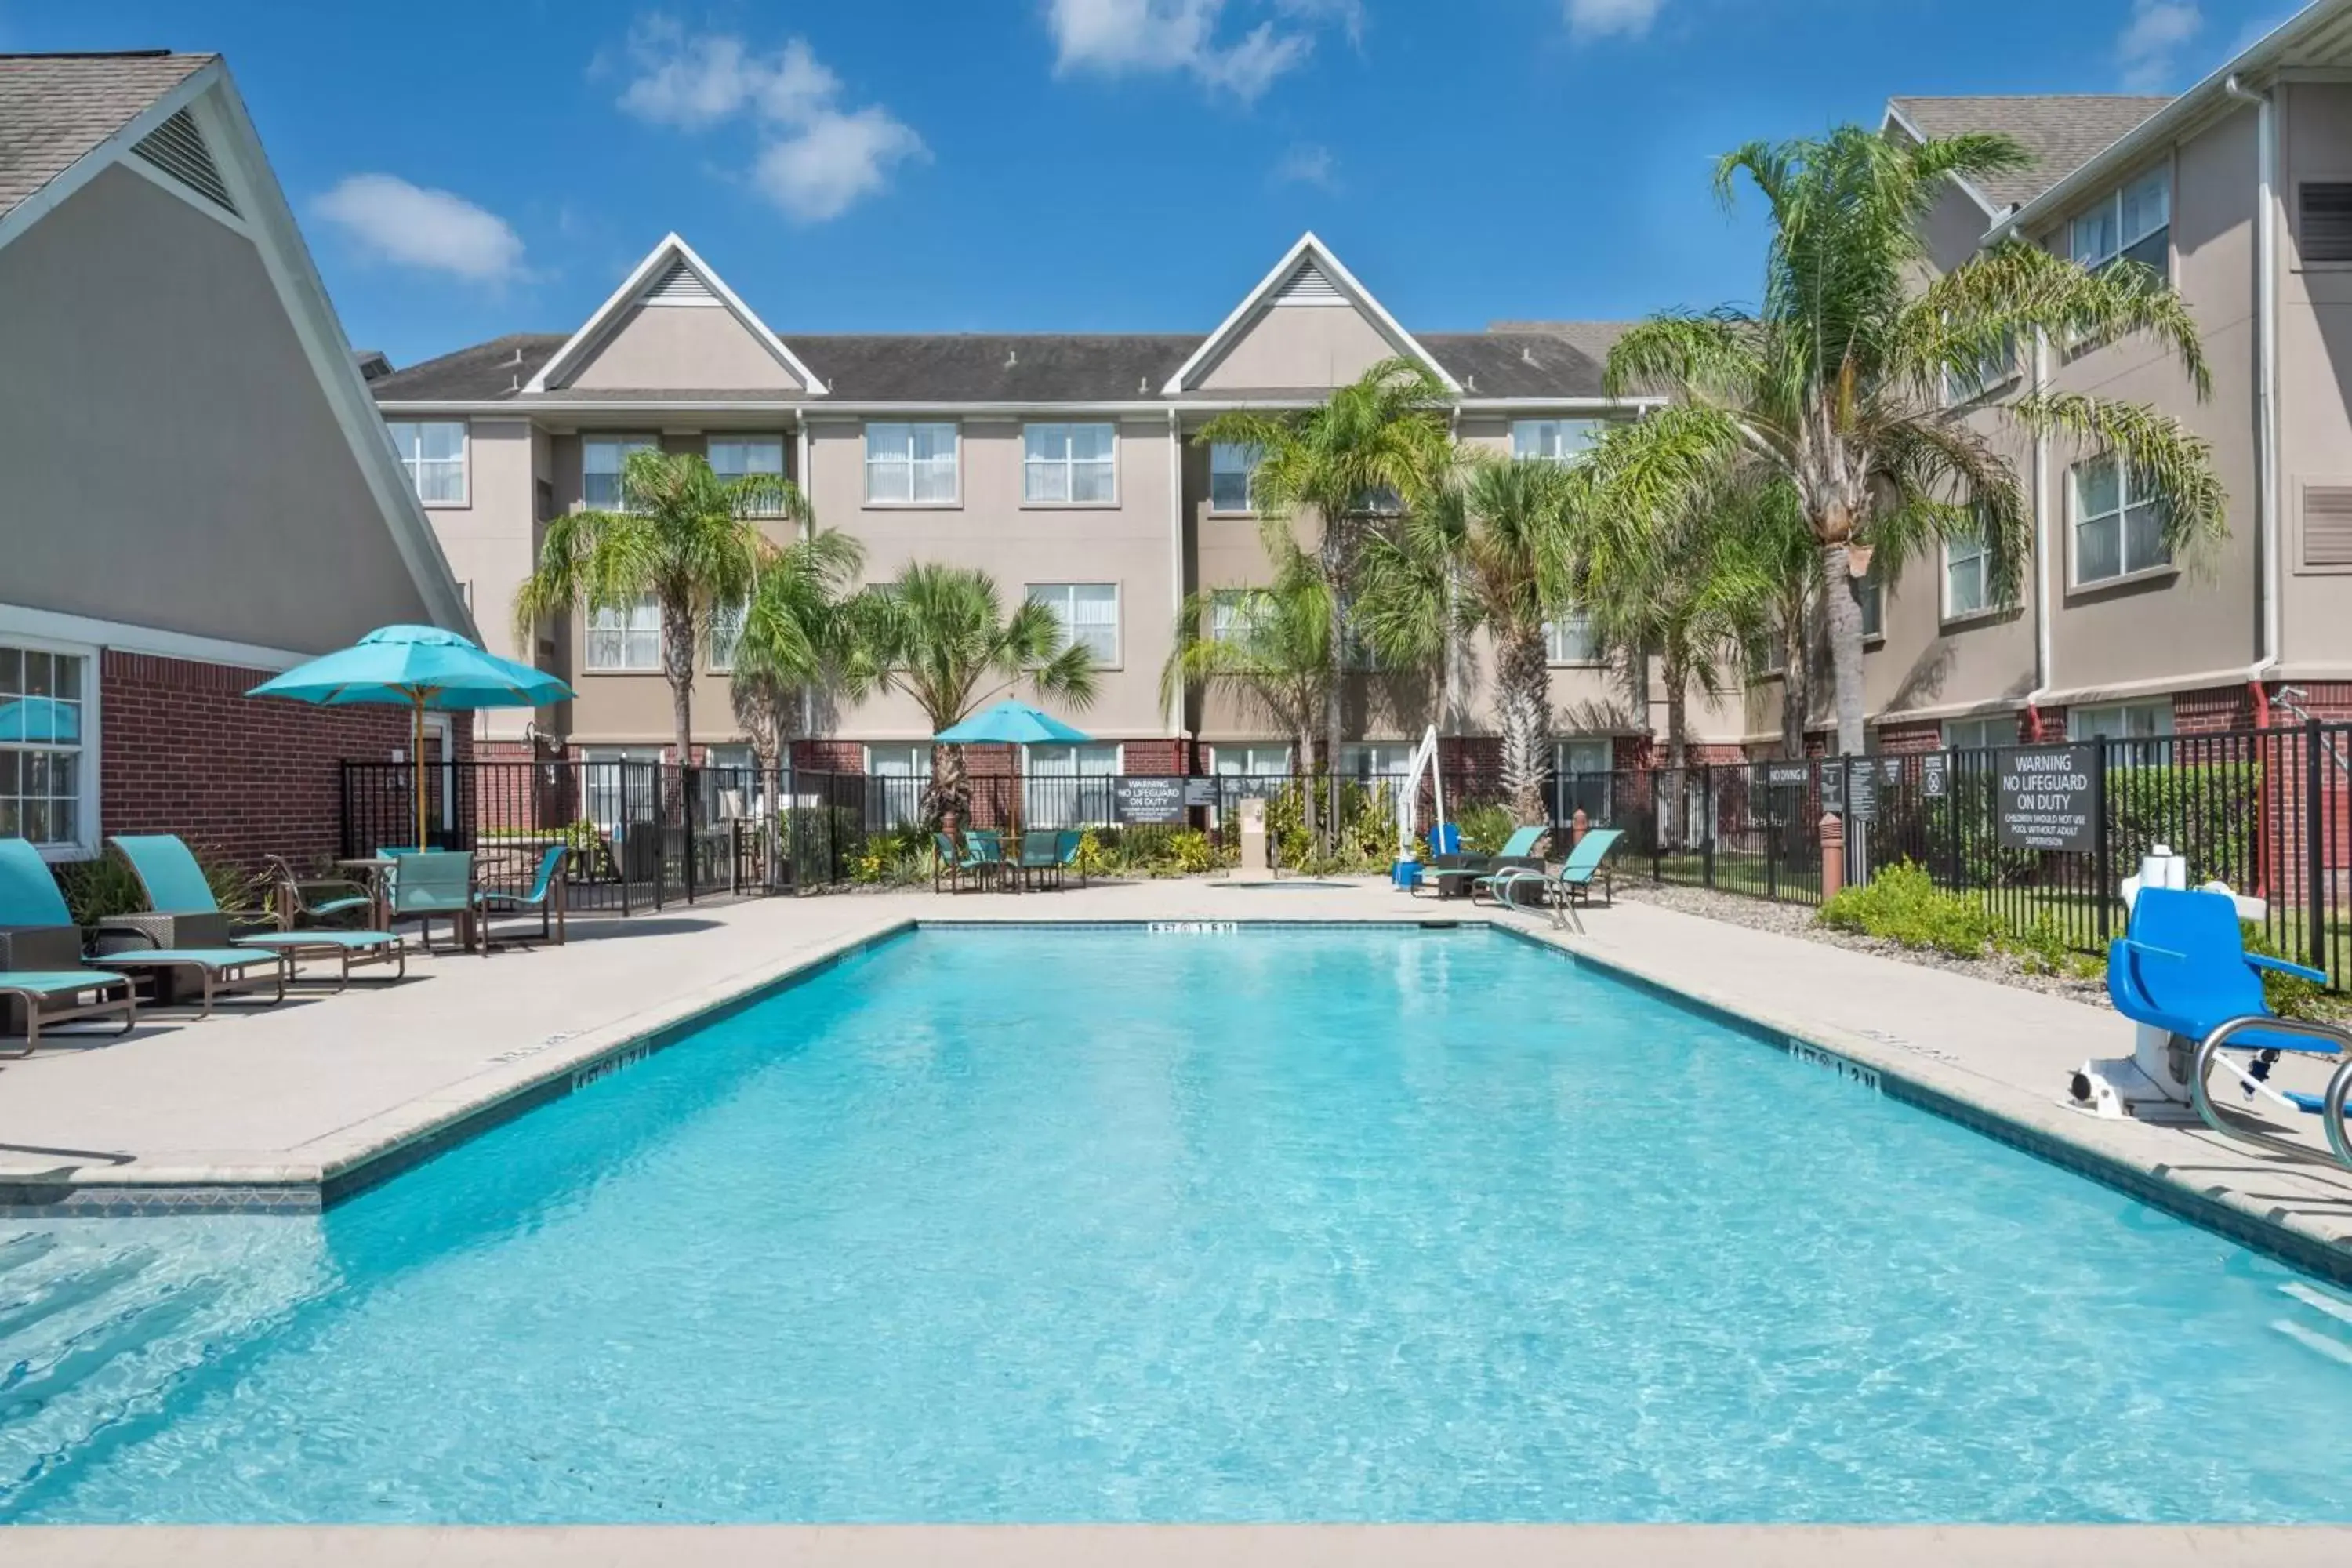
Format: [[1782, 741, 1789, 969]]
[[3, 924, 2349, 1523]]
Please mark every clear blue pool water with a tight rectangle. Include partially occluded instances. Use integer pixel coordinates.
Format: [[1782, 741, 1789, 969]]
[[4, 924, 2350, 1523]]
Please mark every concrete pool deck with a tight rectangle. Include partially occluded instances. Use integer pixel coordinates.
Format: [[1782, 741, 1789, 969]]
[[0, 877, 2347, 1282]]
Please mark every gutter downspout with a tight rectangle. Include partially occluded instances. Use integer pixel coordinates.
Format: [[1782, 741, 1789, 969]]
[[2224, 74, 2283, 700], [793, 410, 813, 753], [2024, 328, 2056, 739], [1167, 406, 1187, 760]]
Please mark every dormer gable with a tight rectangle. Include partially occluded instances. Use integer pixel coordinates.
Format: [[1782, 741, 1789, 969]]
[[1163, 233, 1459, 397], [525, 234, 827, 395]]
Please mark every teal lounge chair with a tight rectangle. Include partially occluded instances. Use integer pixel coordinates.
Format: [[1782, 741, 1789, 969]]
[[471, 843, 568, 947], [1481, 829, 1624, 930], [1428, 825, 1547, 900], [0, 839, 137, 1051], [111, 834, 405, 989], [386, 849, 478, 954]]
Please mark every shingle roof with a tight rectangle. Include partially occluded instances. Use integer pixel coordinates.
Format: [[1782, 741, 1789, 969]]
[[368, 333, 565, 401], [0, 51, 212, 222], [1887, 95, 2174, 211]]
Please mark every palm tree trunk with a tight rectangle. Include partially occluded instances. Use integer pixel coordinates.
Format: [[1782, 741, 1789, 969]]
[[1294, 724, 1319, 844], [1661, 648, 1689, 851], [930, 742, 968, 827], [1496, 626, 1550, 825], [1820, 541, 1867, 757], [662, 599, 697, 822]]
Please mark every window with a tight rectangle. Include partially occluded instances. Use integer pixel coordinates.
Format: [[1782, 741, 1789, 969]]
[[1943, 330, 2016, 405], [865, 422, 958, 504], [864, 742, 932, 829], [1544, 609, 1599, 665], [1209, 443, 1258, 514], [2070, 699, 2174, 764], [579, 746, 663, 833], [387, 420, 466, 504], [1339, 742, 1413, 779], [1943, 715, 2011, 753], [0, 643, 90, 854], [2070, 165, 2170, 279], [1512, 419, 1604, 463], [2071, 453, 2169, 584], [2300, 183, 2352, 264], [1856, 572, 1883, 639], [586, 595, 661, 671], [1355, 485, 1403, 516], [1024, 423, 1116, 504], [707, 436, 786, 514], [1213, 744, 1291, 777], [1553, 736, 1613, 825], [708, 597, 746, 671], [1208, 589, 1254, 644], [583, 435, 656, 511], [1028, 583, 1119, 666], [1025, 742, 1120, 829], [1944, 520, 1990, 618]]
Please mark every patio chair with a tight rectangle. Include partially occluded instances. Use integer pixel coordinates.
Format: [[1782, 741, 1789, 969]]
[[1058, 829, 1087, 887], [471, 843, 568, 948], [1015, 829, 1065, 891], [966, 830, 1007, 891], [262, 854, 377, 930], [1428, 825, 1547, 901], [0, 840, 138, 1052], [2, 837, 285, 1020], [111, 833, 405, 989], [933, 831, 991, 893], [386, 849, 479, 954], [1481, 829, 1624, 930], [2108, 887, 2352, 1169]]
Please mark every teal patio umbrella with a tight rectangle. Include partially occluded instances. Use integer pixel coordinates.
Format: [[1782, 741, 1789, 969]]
[[0, 695, 79, 745], [934, 699, 1091, 746], [248, 625, 573, 849]]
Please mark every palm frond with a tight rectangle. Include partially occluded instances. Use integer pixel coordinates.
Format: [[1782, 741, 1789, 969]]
[[2012, 390, 2229, 558]]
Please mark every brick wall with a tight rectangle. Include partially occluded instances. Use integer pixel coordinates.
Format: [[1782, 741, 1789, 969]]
[[100, 651, 471, 871], [2174, 683, 2257, 735]]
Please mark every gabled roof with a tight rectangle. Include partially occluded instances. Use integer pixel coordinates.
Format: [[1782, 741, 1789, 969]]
[[0, 50, 212, 225], [1883, 95, 2173, 212], [1159, 232, 1461, 396], [525, 233, 829, 395]]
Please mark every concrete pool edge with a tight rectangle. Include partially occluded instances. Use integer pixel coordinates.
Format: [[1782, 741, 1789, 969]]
[[8, 1523, 2352, 1565]]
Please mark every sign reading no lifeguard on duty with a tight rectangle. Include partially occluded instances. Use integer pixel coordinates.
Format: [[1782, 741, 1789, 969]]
[[1995, 746, 2096, 853]]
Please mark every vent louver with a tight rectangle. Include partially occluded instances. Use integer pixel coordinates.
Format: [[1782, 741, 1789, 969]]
[[2303, 183, 2352, 264], [131, 107, 236, 216], [644, 258, 718, 304], [1272, 259, 1346, 307], [2304, 485, 2352, 568]]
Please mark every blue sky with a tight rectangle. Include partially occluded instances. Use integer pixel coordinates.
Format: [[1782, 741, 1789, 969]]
[[4, 1, 2294, 366]]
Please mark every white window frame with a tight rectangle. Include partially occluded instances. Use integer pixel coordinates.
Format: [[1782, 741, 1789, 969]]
[[386, 419, 468, 507], [1022, 423, 1119, 507], [1942, 714, 2011, 752], [583, 434, 657, 513], [2068, 163, 2172, 281], [1943, 522, 1991, 620], [1552, 736, 1615, 826], [2069, 452, 2172, 587], [707, 597, 747, 673], [1208, 443, 1258, 515], [1212, 743, 1292, 777], [1022, 741, 1122, 829], [1942, 328, 2016, 407], [2068, 699, 2173, 741], [1544, 609, 1600, 666], [863, 742, 933, 829], [864, 422, 960, 507], [1512, 419, 1605, 463], [1026, 583, 1120, 668], [706, 435, 787, 515], [586, 594, 662, 673], [1338, 742, 1414, 779], [0, 630, 100, 861], [1856, 571, 1884, 641]]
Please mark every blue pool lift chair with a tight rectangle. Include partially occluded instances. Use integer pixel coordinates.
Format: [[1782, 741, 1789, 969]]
[[1426, 825, 1546, 901], [2107, 887, 2352, 1169]]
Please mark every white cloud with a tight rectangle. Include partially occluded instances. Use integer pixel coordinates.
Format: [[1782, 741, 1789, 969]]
[[313, 175, 524, 282], [1045, 0, 1349, 103], [2118, 0, 2201, 92], [614, 16, 924, 223], [1270, 141, 1337, 189], [1565, 0, 1665, 41]]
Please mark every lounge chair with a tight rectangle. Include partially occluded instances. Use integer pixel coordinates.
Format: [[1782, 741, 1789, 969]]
[[1015, 829, 1065, 891], [0, 840, 138, 1051], [471, 843, 568, 947], [110, 833, 405, 989], [1428, 825, 1547, 900], [2, 837, 284, 1020], [386, 849, 478, 954], [2108, 886, 2352, 1168], [1482, 829, 1624, 929]]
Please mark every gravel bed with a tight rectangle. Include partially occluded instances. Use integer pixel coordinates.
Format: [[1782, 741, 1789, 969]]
[[1614, 880, 2115, 1009]]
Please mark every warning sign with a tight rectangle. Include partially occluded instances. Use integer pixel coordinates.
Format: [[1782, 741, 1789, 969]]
[[1996, 746, 2096, 852]]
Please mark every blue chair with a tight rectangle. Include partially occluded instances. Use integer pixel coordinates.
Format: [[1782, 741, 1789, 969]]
[[1482, 829, 1625, 930], [2108, 887, 2352, 1168], [386, 849, 478, 954], [1428, 824, 1546, 900], [471, 843, 568, 946], [0, 839, 137, 1051], [111, 833, 405, 989]]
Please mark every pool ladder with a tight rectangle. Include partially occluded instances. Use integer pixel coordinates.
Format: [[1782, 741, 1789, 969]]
[[2189, 1014, 2352, 1170]]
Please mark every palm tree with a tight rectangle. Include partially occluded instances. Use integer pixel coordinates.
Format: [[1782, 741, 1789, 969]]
[[1197, 358, 1457, 843], [848, 561, 1098, 819], [726, 528, 866, 791], [1355, 456, 1573, 824], [1163, 550, 1339, 841], [515, 448, 810, 775], [1602, 125, 2226, 756]]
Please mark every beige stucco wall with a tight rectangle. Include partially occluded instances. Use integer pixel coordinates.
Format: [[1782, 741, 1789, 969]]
[[0, 164, 435, 650], [2276, 81, 2352, 669], [419, 419, 543, 739], [1194, 304, 1397, 391], [564, 303, 803, 392]]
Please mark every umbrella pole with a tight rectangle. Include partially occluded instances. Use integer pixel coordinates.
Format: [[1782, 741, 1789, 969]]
[[413, 699, 427, 851]]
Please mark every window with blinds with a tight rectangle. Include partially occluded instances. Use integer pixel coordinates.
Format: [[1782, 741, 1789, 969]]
[[2301, 183, 2352, 264]]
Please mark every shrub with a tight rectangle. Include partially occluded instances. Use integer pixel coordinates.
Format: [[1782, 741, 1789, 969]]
[[1819, 861, 1998, 959], [2241, 923, 2329, 1019], [55, 844, 258, 926], [1456, 803, 1515, 858], [1072, 827, 1112, 881]]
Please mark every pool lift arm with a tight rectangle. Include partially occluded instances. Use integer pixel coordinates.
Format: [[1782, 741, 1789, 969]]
[[1395, 725, 1444, 869]]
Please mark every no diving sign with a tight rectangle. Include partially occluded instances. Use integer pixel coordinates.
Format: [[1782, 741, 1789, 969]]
[[1995, 746, 2096, 853]]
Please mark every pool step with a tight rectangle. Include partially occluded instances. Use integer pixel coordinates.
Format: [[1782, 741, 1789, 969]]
[[2270, 1282, 2352, 1368]]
